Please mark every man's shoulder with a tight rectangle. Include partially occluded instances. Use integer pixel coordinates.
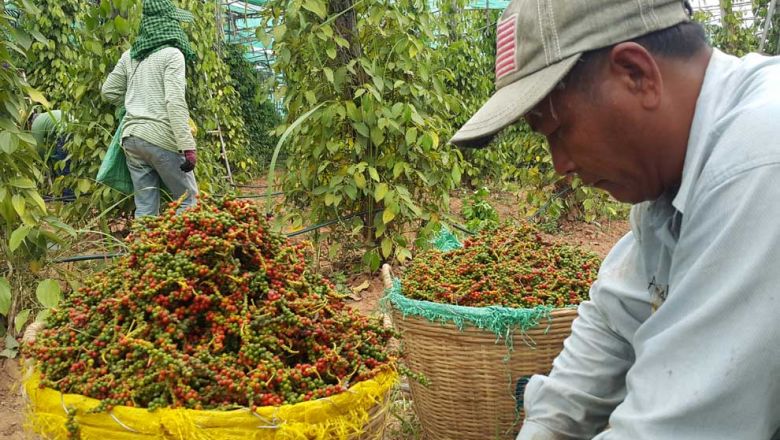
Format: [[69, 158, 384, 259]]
[[700, 58, 780, 188], [713, 54, 780, 149], [151, 47, 185, 62]]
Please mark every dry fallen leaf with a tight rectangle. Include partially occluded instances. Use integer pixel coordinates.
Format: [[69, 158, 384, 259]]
[[348, 280, 371, 300]]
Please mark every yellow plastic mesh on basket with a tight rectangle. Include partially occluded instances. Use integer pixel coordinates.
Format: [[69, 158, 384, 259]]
[[23, 368, 397, 440]]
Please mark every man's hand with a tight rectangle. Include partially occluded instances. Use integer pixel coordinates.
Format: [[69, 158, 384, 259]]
[[180, 150, 196, 172]]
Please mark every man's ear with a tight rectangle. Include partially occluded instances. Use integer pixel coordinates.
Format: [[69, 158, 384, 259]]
[[608, 42, 663, 109]]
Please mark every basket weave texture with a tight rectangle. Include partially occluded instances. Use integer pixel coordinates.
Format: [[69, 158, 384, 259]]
[[383, 265, 577, 440]]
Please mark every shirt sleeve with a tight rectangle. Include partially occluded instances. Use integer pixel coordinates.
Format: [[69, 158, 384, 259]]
[[163, 50, 196, 152], [597, 163, 780, 440], [517, 232, 650, 440], [101, 53, 128, 107]]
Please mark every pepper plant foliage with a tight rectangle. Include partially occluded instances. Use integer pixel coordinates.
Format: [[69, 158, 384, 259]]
[[262, 0, 464, 269], [693, 0, 779, 56], [754, 0, 779, 55], [1, 0, 71, 342], [21, 0, 251, 221], [222, 43, 280, 168]]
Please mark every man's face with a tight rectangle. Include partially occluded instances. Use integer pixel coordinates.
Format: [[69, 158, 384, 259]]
[[524, 76, 664, 204]]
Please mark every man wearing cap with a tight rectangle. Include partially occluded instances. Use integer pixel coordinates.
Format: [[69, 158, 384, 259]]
[[452, 1, 780, 439], [101, 0, 198, 217]]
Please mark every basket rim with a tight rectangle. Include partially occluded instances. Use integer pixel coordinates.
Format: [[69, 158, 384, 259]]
[[380, 264, 582, 315], [386, 287, 579, 315]]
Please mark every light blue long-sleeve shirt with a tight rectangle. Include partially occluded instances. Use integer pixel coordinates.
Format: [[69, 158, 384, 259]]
[[518, 49, 780, 440]]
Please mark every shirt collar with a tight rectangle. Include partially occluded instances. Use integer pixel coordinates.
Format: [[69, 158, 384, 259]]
[[671, 49, 734, 214]]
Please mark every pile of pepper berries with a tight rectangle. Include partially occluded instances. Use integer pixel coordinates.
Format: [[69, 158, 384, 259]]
[[402, 223, 601, 308], [25, 196, 394, 412]]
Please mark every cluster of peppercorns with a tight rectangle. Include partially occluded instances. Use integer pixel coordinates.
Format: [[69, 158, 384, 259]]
[[25, 196, 395, 412], [402, 223, 600, 308]]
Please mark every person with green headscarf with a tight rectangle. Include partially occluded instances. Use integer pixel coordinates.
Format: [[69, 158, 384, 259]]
[[101, 0, 198, 217]]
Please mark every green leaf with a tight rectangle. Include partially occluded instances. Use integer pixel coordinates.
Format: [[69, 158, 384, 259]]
[[323, 67, 334, 83], [396, 247, 412, 263], [421, 133, 433, 151], [374, 221, 386, 239], [0, 277, 11, 316], [14, 309, 30, 333], [4, 334, 18, 350], [393, 161, 405, 178], [114, 15, 131, 36], [345, 101, 361, 122], [382, 207, 396, 224], [452, 164, 462, 184], [370, 129, 384, 146], [374, 183, 389, 202], [21, 0, 42, 16], [368, 167, 380, 182], [11, 194, 25, 218], [8, 178, 35, 189], [430, 132, 440, 149], [326, 46, 337, 59], [410, 110, 425, 125], [363, 249, 381, 272], [324, 193, 335, 206], [406, 201, 423, 217], [273, 24, 287, 41], [320, 24, 334, 38], [24, 190, 47, 213], [344, 184, 357, 200], [43, 216, 75, 237], [0, 348, 17, 359], [17, 132, 36, 146], [25, 88, 50, 107], [405, 127, 417, 145], [302, 0, 327, 19], [353, 122, 369, 138], [381, 237, 393, 258], [372, 76, 384, 93], [35, 309, 51, 324], [77, 179, 91, 193], [0, 131, 18, 154], [353, 172, 366, 189], [36, 279, 61, 309], [9, 225, 32, 252], [305, 91, 316, 105]]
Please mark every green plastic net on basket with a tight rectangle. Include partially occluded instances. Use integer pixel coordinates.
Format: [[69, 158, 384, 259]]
[[382, 226, 572, 349]]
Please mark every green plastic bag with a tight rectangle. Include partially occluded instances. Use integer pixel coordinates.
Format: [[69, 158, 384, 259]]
[[96, 111, 133, 195]]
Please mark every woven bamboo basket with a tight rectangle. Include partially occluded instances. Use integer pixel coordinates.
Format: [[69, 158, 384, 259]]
[[382, 265, 577, 440]]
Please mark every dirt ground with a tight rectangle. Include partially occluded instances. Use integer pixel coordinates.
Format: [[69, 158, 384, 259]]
[[0, 186, 630, 439], [0, 359, 26, 440]]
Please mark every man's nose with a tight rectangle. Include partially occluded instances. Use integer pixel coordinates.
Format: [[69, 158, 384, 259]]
[[548, 139, 576, 176]]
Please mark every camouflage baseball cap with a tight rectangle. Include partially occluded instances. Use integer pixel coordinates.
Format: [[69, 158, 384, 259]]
[[450, 0, 690, 148]]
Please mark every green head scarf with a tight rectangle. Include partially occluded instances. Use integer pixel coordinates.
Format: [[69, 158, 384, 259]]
[[131, 0, 196, 62]]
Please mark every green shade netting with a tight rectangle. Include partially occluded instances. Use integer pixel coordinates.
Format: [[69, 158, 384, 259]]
[[382, 226, 576, 348]]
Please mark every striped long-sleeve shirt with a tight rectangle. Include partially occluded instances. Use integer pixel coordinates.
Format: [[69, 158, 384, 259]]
[[101, 47, 195, 152]]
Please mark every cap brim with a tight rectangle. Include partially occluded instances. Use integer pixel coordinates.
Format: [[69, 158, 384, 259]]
[[450, 54, 581, 148], [174, 8, 194, 22]]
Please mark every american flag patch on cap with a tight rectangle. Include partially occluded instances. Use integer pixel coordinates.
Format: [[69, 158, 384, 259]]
[[495, 14, 518, 80]]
